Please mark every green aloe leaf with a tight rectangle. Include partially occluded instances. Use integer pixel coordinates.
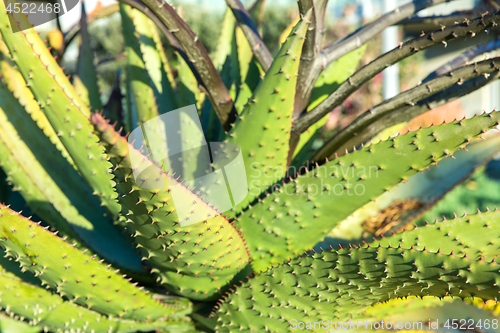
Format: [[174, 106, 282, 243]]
[[150, 23, 177, 93], [0, 254, 194, 333], [213, 7, 236, 73], [0, 205, 192, 321], [216, 238, 500, 331], [0, 78, 144, 273], [0, 8, 121, 220], [0, 38, 75, 168], [319, 131, 500, 246], [92, 113, 250, 300], [0, 313, 40, 333], [120, 3, 178, 118], [176, 52, 203, 108], [226, 11, 311, 211], [119, 3, 182, 175], [120, 3, 160, 125], [145, 13, 178, 113], [236, 111, 500, 272], [76, 1, 103, 112], [233, 26, 261, 114], [371, 208, 500, 261]]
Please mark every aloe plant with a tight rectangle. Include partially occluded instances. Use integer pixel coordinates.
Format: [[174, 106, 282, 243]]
[[0, 0, 499, 332]]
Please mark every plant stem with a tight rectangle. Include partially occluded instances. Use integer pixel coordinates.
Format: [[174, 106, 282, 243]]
[[118, 0, 237, 131], [294, 0, 328, 117], [322, 72, 500, 159], [294, 0, 453, 122], [293, 10, 500, 134], [226, 0, 273, 71], [425, 37, 500, 81], [311, 57, 500, 161]]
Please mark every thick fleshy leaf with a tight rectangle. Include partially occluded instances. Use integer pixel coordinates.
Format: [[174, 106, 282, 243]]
[[120, 3, 160, 125], [76, 1, 103, 112], [0, 7, 121, 219], [226, 12, 311, 211], [215, 242, 500, 332], [235, 111, 500, 272], [0, 38, 74, 168], [0, 205, 192, 321], [0, 79, 144, 273], [0, 253, 193, 333], [92, 113, 250, 300], [318, 132, 500, 247]]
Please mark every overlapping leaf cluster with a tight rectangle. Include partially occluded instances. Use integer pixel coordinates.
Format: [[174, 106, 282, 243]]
[[0, 0, 498, 332]]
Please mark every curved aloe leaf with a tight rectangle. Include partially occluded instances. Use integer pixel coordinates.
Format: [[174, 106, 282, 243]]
[[0, 79, 144, 273], [371, 208, 500, 261], [318, 132, 500, 247], [176, 51, 203, 108], [92, 113, 250, 300], [0, 7, 121, 220], [213, 7, 236, 72], [226, 11, 311, 211], [120, 3, 160, 125], [199, 10, 238, 142], [236, 111, 500, 272], [0, 14, 88, 116], [233, 26, 261, 114], [143, 13, 178, 113], [0, 38, 75, 168], [0, 313, 39, 333], [0, 256, 194, 333], [149, 16, 178, 92], [0, 205, 192, 321], [76, 1, 103, 112], [278, 15, 300, 49], [120, 3, 178, 117], [215, 243, 500, 332]]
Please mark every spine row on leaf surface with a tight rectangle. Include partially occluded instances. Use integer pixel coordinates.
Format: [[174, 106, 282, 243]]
[[235, 111, 500, 273], [215, 242, 500, 332], [0, 205, 190, 321], [0, 6, 121, 220], [92, 113, 250, 300]]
